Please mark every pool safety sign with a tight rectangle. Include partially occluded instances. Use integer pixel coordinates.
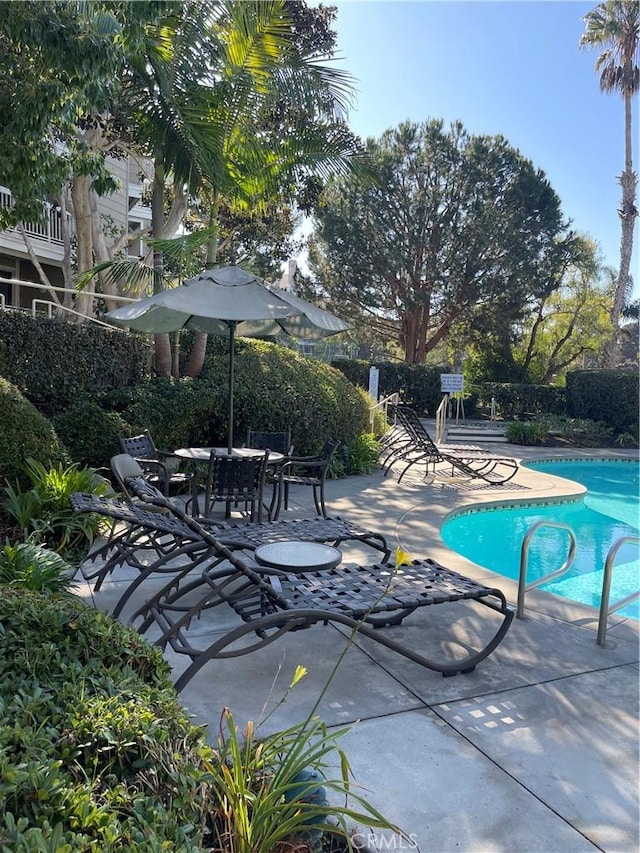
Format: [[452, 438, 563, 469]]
[[440, 374, 464, 394]]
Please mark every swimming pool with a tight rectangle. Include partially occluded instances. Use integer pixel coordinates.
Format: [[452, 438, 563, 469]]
[[441, 459, 640, 619]]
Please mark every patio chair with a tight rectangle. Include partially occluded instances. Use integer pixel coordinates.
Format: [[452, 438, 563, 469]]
[[70, 486, 390, 617], [200, 451, 270, 522], [127, 487, 514, 692], [246, 428, 294, 516], [119, 430, 192, 496], [246, 428, 293, 457], [385, 405, 518, 485], [272, 440, 339, 520]]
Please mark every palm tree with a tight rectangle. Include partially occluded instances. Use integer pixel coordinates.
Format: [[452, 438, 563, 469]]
[[580, 0, 640, 366], [92, 0, 367, 377]]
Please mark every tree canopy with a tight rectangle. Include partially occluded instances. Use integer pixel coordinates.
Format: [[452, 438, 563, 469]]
[[307, 119, 577, 364]]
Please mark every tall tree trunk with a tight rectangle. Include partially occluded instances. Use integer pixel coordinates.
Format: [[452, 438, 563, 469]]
[[57, 188, 75, 309], [604, 90, 638, 366], [152, 146, 172, 378], [185, 198, 219, 378], [71, 174, 95, 320]]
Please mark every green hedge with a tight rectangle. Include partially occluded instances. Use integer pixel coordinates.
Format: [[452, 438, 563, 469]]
[[476, 382, 566, 419], [51, 340, 371, 468], [566, 369, 639, 437], [331, 358, 448, 415], [0, 313, 149, 415]]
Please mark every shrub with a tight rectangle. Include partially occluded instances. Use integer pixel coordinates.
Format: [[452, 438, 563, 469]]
[[102, 376, 221, 450], [566, 369, 639, 438], [343, 432, 382, 475], [200, 339, 370, 454], [332, 358, 448, 415], [0, 591, 395, 850], [477, 382, 566, 419], [0, 541, 75, 593], [0, 378, 67, 488], [505, 420, 548, 445], [52, 398, 130, 468]]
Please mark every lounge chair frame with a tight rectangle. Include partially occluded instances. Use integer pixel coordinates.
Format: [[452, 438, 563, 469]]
[[384, 405, 519, 485], [126, 487, 514, 692], [70, 488, 391, 617]]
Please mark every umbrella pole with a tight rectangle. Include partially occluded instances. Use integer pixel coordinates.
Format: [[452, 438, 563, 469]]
[[227, 321, 237, 454]]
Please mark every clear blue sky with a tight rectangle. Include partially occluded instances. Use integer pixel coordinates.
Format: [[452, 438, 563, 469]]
[[325, 0, 639, 298]]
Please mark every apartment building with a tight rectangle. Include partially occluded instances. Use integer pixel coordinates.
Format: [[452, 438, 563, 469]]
[[0, 155, 152, 315]]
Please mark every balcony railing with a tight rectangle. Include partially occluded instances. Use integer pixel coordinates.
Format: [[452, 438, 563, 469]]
[[0, 186, 73, 245]]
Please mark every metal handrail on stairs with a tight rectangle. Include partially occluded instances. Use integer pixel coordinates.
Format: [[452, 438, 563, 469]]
[[517, 521, 577, 618], [597, 535, 640, 646], [435, 396, 448, 444], [369, 391, 399, 432]]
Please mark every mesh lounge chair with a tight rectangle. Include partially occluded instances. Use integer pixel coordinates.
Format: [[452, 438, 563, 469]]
[[70, 486, 391, 617], [127, 486, 514, 692], [384, 405, 519, 485]]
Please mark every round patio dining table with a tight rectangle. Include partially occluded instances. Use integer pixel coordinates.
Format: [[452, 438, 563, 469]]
[[173, 447, 284, 516]]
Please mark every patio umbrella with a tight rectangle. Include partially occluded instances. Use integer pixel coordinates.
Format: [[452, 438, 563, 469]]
[[105, 265, 350, 452]]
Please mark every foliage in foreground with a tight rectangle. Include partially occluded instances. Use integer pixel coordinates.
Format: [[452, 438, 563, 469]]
[[2, 458, 110, 562], [0, 590, 397, 851]]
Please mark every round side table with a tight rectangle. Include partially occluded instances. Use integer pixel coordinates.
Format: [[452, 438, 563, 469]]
[[254, 540, 342, 572]]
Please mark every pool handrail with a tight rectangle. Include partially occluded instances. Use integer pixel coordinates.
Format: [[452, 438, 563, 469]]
[[597, 535, 640, 646], [517, 520, 577, 618]]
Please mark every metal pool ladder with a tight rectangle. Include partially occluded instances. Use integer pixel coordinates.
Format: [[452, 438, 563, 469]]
[[597, 535, 640, 646], [517, 520, 577, 618]]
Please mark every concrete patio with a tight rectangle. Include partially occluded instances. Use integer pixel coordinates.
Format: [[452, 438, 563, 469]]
[[75, 443, 640, 853]]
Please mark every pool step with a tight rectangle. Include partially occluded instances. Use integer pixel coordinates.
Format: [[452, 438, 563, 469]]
[[444, 424, 508, 444]]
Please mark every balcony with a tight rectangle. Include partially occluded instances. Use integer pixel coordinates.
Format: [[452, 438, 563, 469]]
[[0, 186, 73, 264]]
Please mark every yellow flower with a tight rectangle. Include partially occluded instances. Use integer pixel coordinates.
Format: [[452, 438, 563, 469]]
[[290, 665, 308, 687], [395, 547, 412, 567]]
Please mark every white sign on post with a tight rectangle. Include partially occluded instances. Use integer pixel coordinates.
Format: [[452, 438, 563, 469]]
[[368, 366, 380, 400], [440, 374, 464, 394]]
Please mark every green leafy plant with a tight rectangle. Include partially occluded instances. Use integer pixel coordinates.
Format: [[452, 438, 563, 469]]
[[616, 432, 639, 447], [0, 590, 399, 850], [345, 433, 381, 475], [2, 458, 110, 559], [505, 420, 548, 445], [207, 705, 394, 853], [0, 541, 75, 593]]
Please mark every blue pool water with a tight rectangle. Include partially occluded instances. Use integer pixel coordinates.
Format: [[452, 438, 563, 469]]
[[441, 459, 640, 619]]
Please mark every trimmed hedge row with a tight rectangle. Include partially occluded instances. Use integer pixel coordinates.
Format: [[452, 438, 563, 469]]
[[0, 312, 149, 415], [46, 340, 371, 469], [331, 358, 448, 414], [566, 369, 639, 437], [475, 382, 567, 419]]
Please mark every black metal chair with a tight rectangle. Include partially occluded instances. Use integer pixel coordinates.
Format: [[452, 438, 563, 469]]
[[119, 430, 192, 496], [246, 428, 293, 457], [246, 428, 294, 517], [272, 440, 339, 520], [201, 451, 270, 522]]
